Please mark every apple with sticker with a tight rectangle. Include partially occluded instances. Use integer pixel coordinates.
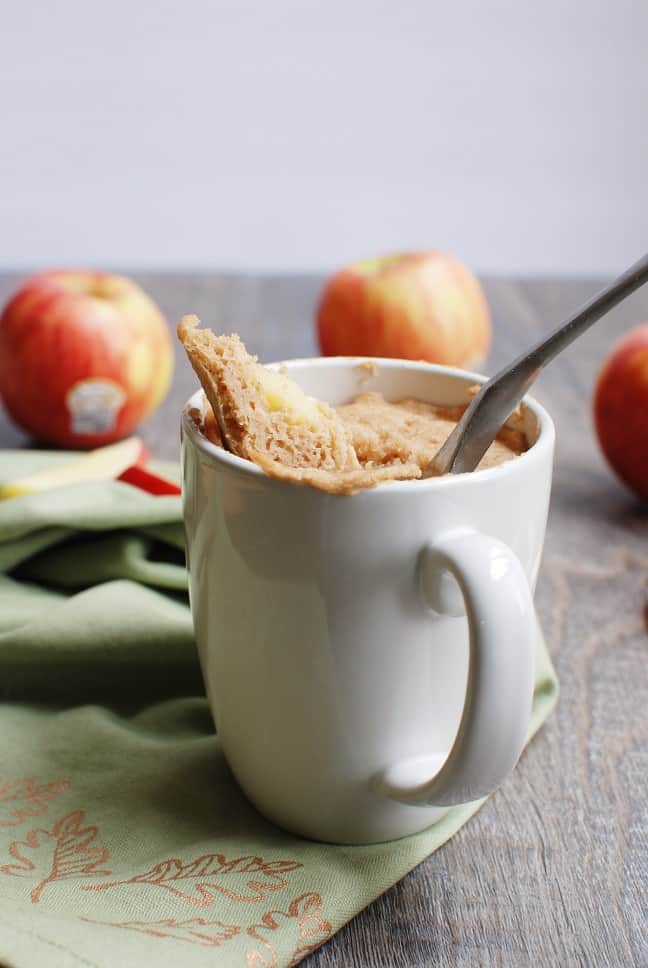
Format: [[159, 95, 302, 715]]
[[0, 270, 173, 448]]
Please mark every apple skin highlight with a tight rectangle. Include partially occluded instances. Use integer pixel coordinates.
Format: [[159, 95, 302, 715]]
[[317, 252, 491, 369], [0, 270, 173, 448]]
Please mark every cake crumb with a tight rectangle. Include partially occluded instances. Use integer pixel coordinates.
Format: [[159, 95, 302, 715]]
[[354, 361, 380, 387]]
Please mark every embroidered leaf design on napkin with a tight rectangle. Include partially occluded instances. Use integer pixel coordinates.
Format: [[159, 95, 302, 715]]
[[246, 892, 332, 967], [0, 777, 70, 828], [81, 916, 240, 947], [0, 810, 111, 902], [88, 853, 303, 906]]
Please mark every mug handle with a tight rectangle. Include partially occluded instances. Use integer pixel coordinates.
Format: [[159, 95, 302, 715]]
[[376, 529, 535, 807]]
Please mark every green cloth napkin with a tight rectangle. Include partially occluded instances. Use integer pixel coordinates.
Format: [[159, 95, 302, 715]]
[[0, 450, 558, 968]]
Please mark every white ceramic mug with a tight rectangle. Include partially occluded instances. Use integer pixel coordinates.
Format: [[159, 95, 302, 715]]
[[181, 357, 554, 844]]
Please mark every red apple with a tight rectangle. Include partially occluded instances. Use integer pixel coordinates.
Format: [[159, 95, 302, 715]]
[[316, 251, 491, 368], [0, 270, 173, 448], [594, 324, 648, 501]]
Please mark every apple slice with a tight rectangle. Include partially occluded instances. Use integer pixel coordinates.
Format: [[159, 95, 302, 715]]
[[117, 463, 181, 496], [0, 437, 147, 500]]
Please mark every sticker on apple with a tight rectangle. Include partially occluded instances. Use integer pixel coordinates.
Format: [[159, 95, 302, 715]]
[[65, 379, 126, 434]]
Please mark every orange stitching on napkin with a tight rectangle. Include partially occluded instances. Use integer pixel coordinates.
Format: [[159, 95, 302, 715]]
[[245, 892, 333, 967], [0, 810, 111, 902], [0, 777, 70, 828], [84, 853, 303, 906], [80, 916, 241, 947]]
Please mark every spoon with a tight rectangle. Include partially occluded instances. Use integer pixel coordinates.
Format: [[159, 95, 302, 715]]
[[425, 252, 648, 477]]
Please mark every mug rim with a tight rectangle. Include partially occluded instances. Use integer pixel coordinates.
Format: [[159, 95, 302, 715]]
[[180, 356, 555, 493]]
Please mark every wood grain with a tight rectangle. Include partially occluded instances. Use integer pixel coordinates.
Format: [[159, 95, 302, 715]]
[[0, 272, 646, 967]]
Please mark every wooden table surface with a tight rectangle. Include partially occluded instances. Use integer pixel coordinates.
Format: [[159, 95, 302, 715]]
[[0, 272, 646, 967]]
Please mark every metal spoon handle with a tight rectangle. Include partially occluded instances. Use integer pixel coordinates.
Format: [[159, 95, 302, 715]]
[[428, 252, 648, 476], [520, 251, 648, 373]]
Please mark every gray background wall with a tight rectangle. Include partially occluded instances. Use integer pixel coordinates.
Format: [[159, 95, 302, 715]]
[[1, 0, 646, 275]]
